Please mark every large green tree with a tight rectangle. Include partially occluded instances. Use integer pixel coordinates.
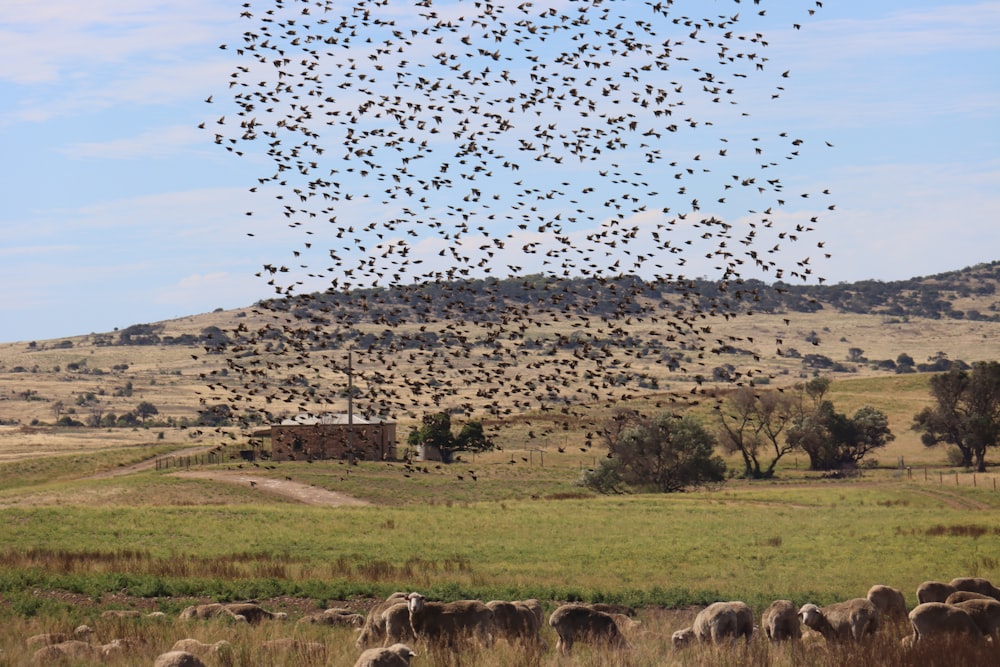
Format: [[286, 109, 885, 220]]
[[407, 412, 494, 461], [588, 410, 725, 493], [913, 361, 1000, 472], [788, 399, 894, 471]]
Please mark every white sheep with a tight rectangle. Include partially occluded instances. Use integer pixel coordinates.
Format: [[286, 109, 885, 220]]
[[906, 602, 984, 644], [548, 603, 627, 654], [762, 599, 801, 642], [866, 584, 908, 621], [405, 592, 495, 647], [356, 592, 409, 648], [798, 599, 879, 642], [954, 598, 1000, 637], [153, 651, 208, 667], [353, 642, 417, 667], [672, 601, 754, 648]]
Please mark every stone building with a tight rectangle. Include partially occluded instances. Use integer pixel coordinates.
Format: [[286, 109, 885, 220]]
[[269, 413, 396, 462]]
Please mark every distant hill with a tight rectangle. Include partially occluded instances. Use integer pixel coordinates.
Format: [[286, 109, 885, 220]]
[[57, 260, 1000, 350]]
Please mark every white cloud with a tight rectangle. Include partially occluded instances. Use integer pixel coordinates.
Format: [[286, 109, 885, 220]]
[[60, 124, 204, 159]]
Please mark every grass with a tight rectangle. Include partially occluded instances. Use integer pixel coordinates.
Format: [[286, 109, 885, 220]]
[[3, 309, 1000, 663]]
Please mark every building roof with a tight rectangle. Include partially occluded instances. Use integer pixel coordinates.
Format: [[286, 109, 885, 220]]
[[278, 412, 392, 426]]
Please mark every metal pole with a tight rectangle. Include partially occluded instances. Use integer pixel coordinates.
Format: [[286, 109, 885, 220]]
[[348, 348, 355, 465]]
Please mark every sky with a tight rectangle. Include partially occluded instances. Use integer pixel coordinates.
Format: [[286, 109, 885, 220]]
[[2, 0, 998, 343]]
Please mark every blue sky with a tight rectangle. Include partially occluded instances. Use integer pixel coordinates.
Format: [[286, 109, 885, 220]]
[[2, 0, 998, 343]]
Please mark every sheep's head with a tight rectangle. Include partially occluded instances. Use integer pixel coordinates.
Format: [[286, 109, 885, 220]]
[[798, 603, 823, 628], [406, 592, 426, 613], [387, 643, 417, 662], [671, 627, 695, 650]]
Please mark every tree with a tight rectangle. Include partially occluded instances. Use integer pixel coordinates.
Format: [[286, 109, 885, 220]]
[[716, 387, 799, 479], [913, 361, 1000, 472], [788, 400, 894, 471], [589, 410, 725, 493], [408, 412, 494, 461], [135, 401, 159, 424]]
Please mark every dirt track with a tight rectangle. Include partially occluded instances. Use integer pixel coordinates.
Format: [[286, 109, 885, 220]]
[[171, 470, 370, 506]]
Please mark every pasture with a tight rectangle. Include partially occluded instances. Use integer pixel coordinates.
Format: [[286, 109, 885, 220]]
[[3, 438, 1000, 664], [2, 302, 1000, 663]]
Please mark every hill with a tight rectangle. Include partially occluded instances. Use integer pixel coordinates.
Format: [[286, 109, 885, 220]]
[[1, 261, 999, 465]]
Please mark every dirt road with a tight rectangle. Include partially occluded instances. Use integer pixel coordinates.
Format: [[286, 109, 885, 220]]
[[171, 470, 370, 506]]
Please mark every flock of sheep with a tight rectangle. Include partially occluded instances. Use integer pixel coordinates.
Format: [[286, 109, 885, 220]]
[[18, 577, 1000, 665]]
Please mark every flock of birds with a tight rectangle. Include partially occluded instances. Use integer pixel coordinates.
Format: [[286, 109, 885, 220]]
[[201, 0, 833, 435]]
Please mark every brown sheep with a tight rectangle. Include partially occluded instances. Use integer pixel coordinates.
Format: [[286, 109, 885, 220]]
[[405, 592, 495, 647], [906, 602, 984, 644], [762, 599, 802, 642], [916, 580, 956, 604], [31, 639, 128, 665], [170, 638, 232, 659], [950, 577, 1000, 601], [223, 602, 287, 624], [179, 603, 230, 620], [356, 592, 409, 648], [353, 642, 417, 667], [486, 599, 545, 646], [946, 590, 992, 605], [954, 598, 1000, 637], [153, 651, 208, 667], [25, 633, 68, 649], [257, 638, 326, 661], [382, 602, 416, 646], [549, 603, 627, 654], [672, 601, 754, 648], [798, 599, 879, 642], [867, 584, 908, 621]]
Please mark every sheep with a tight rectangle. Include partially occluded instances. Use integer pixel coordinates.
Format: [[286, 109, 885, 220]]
[[356, 592, 409, 648], [954, 598, 1000, 637], [672, 601, 755, 648], [906, 602, 983, 644], [950, 576, 1000, 601], [405, 592, 495, 647], [867, 584, 908, 621], [946, 590, 993, 605], [153, 651, 208, 667], [382, 602, 416, 645], [31, 639, 128, 665], [798, 599, 879, 642], [100, 609, 142, 619], [517, 599, 545, 630], [25, 633, 69, 649], [762, 599, 802, 642], [31, 640, 97, 665], [179, 603, 230, 620], [257, 638, 327, 661], [548, 603, 627, 654], [353, 642, 417, 667], [223, 602, 287, 624], [917, 580, 956, 604], [170, 638, 232, 659], [299, 608, 365, 627], [487, 599, 545, 646]]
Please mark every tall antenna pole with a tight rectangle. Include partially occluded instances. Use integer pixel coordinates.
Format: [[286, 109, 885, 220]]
[[347, 348, 355, 465]]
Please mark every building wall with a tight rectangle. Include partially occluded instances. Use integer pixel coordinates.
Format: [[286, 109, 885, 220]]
[[271, 423, 397, 461]]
